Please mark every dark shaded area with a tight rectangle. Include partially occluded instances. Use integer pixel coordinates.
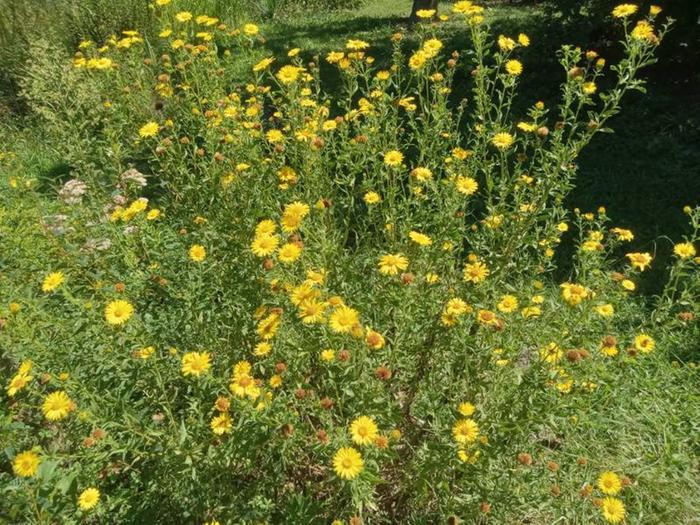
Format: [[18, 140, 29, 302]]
[[34, 161, 73, 195]]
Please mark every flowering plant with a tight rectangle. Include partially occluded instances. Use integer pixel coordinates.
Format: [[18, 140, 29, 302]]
[[3, 2, 698, 524]]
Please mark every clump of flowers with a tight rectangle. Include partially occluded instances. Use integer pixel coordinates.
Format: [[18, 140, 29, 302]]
[[2, 3, 695, 524]]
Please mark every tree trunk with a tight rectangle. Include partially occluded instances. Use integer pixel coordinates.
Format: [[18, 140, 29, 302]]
[[410, 0, 439, 22]]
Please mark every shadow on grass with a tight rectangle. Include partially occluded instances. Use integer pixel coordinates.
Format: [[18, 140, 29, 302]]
[[33, 161, 72, 195]]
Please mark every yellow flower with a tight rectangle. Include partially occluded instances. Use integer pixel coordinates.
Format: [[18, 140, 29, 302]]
[[378, 253, 409, 276], [350, 415, 378, 446], [281, 201, 310, 232], [595, 304, 615, 317], [560, 282, 589, 305], [505, 59, 523, 75], [498, 34, 516, 51], [146, 209, 161, 220], [251, 234, 280, 257], [634, 334, 655, 353], [518, 33, 530, 46], [452, 418, 479, 444], [105, 299, 134, 325], [611, 227, 634, 241], [229, 372, 260, 399], [453, 1, 483, 15], [346, 39, 369, 51], [329, 305, 360, 333], [601, 497, 626, 523], [626, 252, 652, 271], [497, 294, 519, 313], [253, 342, 272, 357], [210, 413, 233, 435], [13, 450, 40, 477], [321, 349, 335, 362], [333, 447, 364, 480], [415, 9, 436, 19], [521, 305, 541, 318], [42, 390, 75, 421], [253, 57, 275, 72], [383, 150, 404, 167], [322, 120, 338, 132], [409, 51, 427, 70], [78, 487, 100, 511], [298, 299, 327, 324], [411, 167, 433, 182], [449, 299, 473, 317], [363, 191, 381, 205], [276, 65, 303, 84], [42, 271, 65, 292], [612, 4, 638, 18], [175, 11, 193, 22], [19, 360, 33, 375], [255, 219, 277, 237], [137, 346, 155, 359], [257, 312, 281, 340], [601, 340, 619, 357], [539, 342, 562, 363], [243, 23, 259, 36], [631, 20, 656, 42], [189, 244, 206, 262], [326, 51, 345, 64], [674, 242, 696, 259], [649, 5, 662, 15], [477, 309, 499, 326], [409, 231, 432, 246], [422, 38, 443, 58], [463, 261, 489, 283], [458, 402, 476, 417], [139, 121, 159, 138], [6, 372, 33, 397], [266, 129, 284, 143], [621, 279, 636, 291], [365, 328, 385, 349], [583, 82, 597, 95], [491, 132, 514, 149], [455, 176, 478, 195], [181, 352, 212, 377], [597, 471, 622, 495], [278, 242, 302, 264], [269, 374, 283, 388]]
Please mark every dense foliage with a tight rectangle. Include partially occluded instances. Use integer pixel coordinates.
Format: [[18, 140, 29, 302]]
[[1, 2, 698, 524]]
